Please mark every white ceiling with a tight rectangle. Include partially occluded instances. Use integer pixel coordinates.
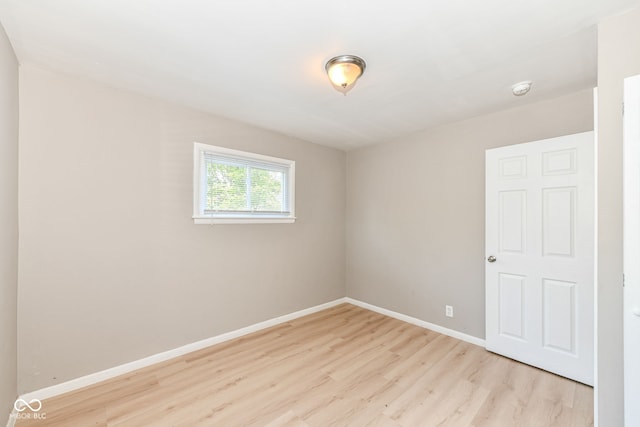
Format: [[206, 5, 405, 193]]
[[1, 0, 638, 150]]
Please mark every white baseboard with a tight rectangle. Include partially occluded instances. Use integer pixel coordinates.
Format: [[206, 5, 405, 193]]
[[19, 298, 348, 403], [345, 298, 486, 347], [5, 407, 16, 427], [19, 297, 484, 404]]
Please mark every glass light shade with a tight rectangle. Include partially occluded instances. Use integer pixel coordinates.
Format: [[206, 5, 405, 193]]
[[325, 55, 366, 95]]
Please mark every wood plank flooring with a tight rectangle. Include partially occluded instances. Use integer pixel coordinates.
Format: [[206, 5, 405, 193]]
[[15, 304, 593, 426]]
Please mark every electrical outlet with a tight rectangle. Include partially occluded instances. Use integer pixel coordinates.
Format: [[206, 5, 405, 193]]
[[445, 305, 453, 318]]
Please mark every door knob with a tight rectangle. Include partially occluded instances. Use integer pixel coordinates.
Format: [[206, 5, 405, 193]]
[[487, 255, 497, 263]]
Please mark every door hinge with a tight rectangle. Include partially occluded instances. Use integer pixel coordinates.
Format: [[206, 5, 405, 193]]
[[623, 273, 626, 287]]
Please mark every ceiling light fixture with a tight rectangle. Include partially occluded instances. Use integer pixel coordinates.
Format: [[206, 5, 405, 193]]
[[511, 80, 533, 96], [325, 55, 366, 95]]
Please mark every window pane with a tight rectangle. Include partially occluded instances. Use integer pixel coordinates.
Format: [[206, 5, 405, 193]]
[[195, 142, 295, 223], [206, 162, 247, 211], [250, 167, 285, 212]]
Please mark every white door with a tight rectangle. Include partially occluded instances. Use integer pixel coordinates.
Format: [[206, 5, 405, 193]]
[[485, 132, 595, 385], [624, 74, 640, 426]]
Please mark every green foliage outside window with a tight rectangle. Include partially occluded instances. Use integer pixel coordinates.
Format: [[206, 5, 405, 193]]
[[205, 162, 285, 212]]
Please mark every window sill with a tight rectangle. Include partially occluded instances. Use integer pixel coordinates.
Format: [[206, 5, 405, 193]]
[[193, 216, 296, 225]]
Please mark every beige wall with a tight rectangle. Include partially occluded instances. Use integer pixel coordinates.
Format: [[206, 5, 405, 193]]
[[0, 23, 19, 420], [596, 7, 640, 426], [346, 90, 593, 339], [17, 66, 346, 393]]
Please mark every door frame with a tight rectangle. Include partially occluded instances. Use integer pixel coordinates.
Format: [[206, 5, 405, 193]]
[[623, 74, 640, 426]]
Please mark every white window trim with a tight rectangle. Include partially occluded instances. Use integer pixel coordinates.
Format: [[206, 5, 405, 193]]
[[193, 143, 296, 224]]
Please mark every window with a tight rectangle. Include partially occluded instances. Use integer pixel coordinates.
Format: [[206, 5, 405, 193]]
[[193, 143, 295, 224]]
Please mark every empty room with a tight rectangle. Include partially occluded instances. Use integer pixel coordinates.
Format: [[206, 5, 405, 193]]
[[1, 1, 640, 426]]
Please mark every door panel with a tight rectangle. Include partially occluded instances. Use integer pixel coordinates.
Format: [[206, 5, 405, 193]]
[[542, 148, 577, 175], [542, 187, 575, 257], [499, 190, 526, 253], [499, 155, 527, 178], [498, 273, 526, 340], [486, 131, 594, 385], [542, 278, 575, 354]]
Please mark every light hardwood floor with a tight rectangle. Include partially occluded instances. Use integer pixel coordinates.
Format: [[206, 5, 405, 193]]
[[15, 304, 593, 426]]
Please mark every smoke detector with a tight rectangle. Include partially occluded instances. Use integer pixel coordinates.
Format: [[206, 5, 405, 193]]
[[511, 80, 533, 96]]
